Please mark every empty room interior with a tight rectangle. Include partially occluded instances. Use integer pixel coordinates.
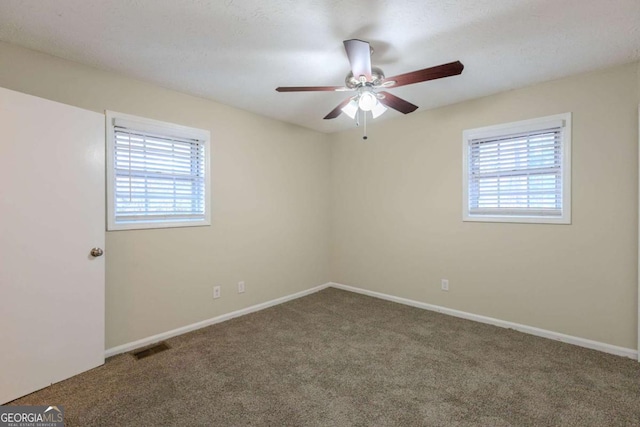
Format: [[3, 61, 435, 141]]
[[1, 1, 639, 426]]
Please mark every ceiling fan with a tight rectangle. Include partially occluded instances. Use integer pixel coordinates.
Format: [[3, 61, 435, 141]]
[[276, 39, 464, 123]]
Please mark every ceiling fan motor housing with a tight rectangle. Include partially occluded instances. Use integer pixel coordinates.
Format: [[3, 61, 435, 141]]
[[345, 67, 385, 88]]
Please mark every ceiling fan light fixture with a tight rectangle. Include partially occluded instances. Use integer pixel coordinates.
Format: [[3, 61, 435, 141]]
[[358, 91, 377, 111], [371, 102, 387, 119], [341, 99, 359, 119]]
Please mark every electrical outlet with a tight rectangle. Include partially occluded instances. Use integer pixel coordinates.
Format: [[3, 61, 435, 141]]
[[213, 285, 221, 299], [441, 279, 449, 291], [238, 281, 245, 293]]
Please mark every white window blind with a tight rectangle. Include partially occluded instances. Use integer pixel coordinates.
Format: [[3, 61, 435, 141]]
[[107, 112, 210, 230], [463, 114, 571, 224]]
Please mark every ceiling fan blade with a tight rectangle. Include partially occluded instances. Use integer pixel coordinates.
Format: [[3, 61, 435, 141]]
[[276, 86, 345, 92], [343, 39, 372, 82], [378, 91, 419, 114], [383, 61, 464, 88], [324, 97, 353, 120]]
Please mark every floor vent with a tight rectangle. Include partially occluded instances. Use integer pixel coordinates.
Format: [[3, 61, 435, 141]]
[[132, 342, 170, 360]]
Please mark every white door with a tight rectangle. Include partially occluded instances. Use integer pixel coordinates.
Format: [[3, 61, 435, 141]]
[[0, 87, 105, 403]]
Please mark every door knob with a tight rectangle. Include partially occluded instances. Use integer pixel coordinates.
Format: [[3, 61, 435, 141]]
[[90, 248, 104, 257]]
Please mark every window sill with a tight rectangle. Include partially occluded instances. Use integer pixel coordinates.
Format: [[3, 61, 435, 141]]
[[107, 219, 211, 231], [463, 214, 571, 225]]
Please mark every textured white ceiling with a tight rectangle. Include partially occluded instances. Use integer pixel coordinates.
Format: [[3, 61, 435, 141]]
[[0, 0, 639, 133]]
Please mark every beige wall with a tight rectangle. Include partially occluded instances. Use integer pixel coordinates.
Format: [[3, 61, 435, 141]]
[[0, 41, 332, 349], [1, 40, 638, 351], [331, 62, 639, 349]]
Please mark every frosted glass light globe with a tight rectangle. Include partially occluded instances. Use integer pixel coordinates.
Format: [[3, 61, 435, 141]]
[[341, 99, 358, 119], [358, 92, 377, 111]]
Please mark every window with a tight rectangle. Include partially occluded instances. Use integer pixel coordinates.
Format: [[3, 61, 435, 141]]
[[106, 111, 210, 230], [462, 113, 571, 224]]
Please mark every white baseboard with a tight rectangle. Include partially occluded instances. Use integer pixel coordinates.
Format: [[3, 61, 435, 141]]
[[105, 283, 331, 358], [329, 282, 638, 360], [106, 281, 638, 360]]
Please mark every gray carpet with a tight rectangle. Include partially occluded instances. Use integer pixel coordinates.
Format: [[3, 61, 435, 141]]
[[11, 288, 640, 426]]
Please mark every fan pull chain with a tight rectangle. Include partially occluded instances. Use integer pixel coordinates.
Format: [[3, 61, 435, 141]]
[[363, 111, 368, 140]]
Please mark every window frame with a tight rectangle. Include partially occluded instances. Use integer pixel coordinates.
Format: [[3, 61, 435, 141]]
[[462, 113, 572, 224], [106, 111, 211, 231]]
